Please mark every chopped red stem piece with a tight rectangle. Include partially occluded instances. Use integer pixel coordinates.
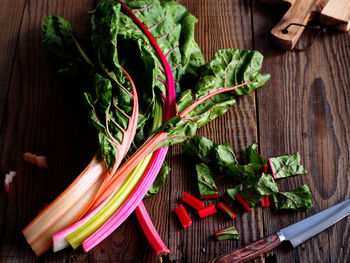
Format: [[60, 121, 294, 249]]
[[235, 194, 251, 211], [200, 194, 219, 200], [181, 192, 204, 210], [198, 205, 217, 218], [217, 202, 236, 219], [261, 195, 270, 208], [174, 205, 192, 228], [263, 164, 268, 174]]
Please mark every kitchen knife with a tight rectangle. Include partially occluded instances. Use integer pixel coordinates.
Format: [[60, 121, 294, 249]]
[[209, 198, 350, 263]]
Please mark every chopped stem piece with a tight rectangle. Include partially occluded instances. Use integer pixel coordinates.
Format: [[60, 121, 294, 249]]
[[217, 202, 236, 219], [181, 192, 204, 210], [214, 226, 239, 241], [198, 205, 217, 218], [174, 204, 192, 228], [235, 194, 251, 211], [261, 195, 270, 208]]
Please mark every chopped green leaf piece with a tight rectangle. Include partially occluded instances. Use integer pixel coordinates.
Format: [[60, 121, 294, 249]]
[[224, 185, 243, 205], [225, 174, 278, 208], [145, 161, 171, 198], [245, 143, 267, 165], [214, 226, 239, 241], [215, 143, 238, 173], [182, 136, 216, 164], [272, 184, 313, 211], [269, 152, 307, 179], [226, 162, 264, 177], [196, 163, 218, 197]]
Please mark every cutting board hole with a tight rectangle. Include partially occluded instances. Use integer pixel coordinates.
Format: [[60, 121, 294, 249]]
[[281, 29, 288, 34]]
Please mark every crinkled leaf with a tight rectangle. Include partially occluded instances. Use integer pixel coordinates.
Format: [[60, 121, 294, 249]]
[[196, 163, 218, 197], [272, 184, 313, 211], [226, 162, 265, 178], [42, 8, 138, 172], [245, 143, 267, 165], [215, 226, 239, 241], [41, 14, 94, 80], [182, 136, 216, 164], [124, 0, 205, 94], [159, 49, 269, 148], [225, 174, 278, 208], [145, 161, 171, 198], [269, 152, 307, 179], [214, 143, 238, 173]]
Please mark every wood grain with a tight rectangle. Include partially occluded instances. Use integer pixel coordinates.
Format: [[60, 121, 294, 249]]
[[0, 0, 96, 262], [0, 0, 26, 134], [1, 0, 350, 262], [253, 1, 350, 262]]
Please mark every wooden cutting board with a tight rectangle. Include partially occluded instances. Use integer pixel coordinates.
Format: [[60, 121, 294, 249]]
[[260, 0, 350, 49]]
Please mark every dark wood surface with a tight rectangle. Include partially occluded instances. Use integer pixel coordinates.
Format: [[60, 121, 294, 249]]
[[1, 0, 350, 262]]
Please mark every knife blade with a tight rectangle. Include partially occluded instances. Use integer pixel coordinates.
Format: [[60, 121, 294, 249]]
[[208, 199, 350, 263]]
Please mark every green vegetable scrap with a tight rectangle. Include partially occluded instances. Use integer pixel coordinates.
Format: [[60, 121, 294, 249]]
[[269, 152, 307, 179], [245, 143, 267, 165], [272, 184, 313, 211], [214, 225, 240, 241], [196, 163, 218, 197], [183, 136, 312, 212], [225, 173, 278, 207]]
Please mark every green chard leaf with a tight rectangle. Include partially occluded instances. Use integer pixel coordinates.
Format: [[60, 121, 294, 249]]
[[225, 173, 278, 208], [214, 143, 238, 173], [42, 4, 139, 172], [182, 136, 216, 164], [124, 0, 205, 94], [269, 152, 307, 179], [196, 163, 218, 197], [226, 162, 265, 178], [214, 226, 239, 241], [272, 184, 313, 211], [145, 161, 171, 198], [245, 143, 267, 165], [158, 49, 270, 148]]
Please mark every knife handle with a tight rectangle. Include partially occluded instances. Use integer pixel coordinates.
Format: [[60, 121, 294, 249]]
[[208, 233, 282, 263]]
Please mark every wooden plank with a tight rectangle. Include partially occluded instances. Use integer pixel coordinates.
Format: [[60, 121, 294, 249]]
[[170, 1, 261, 262], [0, 0, 26, 132], [0, 0, 95, 261], [320, 0, 350, 31], [253, 1, 350, 262]]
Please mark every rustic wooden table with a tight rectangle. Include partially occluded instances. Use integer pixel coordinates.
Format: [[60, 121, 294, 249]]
[[1, 0, 350, 262]]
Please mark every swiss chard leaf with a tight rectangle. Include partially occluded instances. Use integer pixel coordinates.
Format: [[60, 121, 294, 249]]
[[196, 163, 218, 197], [158, 49, 270, 148], [214, 143, 238, 173], [145, 161, 171, 198], [42, 9, 139, 173], [269, 152, 307, 179], [272, 184, 313, 211], [182, 136, 216, 164], [226, 162, 264, 178], [225, 173, 278, 208], [124, 0, 205, 94], [245, 143, 267, 165]]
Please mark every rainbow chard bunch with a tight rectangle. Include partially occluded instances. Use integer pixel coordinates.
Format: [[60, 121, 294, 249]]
[[23, 0, 270, 257]]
